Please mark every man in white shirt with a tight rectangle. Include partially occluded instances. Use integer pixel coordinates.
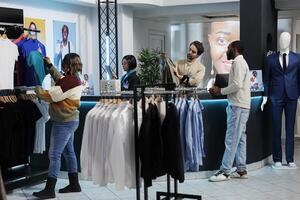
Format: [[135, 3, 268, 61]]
[[208, 41, 251, 182]]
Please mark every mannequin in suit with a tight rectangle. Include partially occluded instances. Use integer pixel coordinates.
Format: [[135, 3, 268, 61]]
[[262, 32, 300, 169]]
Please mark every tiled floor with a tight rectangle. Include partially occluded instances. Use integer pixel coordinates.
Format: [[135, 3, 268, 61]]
[[6, 139, 300, 200]]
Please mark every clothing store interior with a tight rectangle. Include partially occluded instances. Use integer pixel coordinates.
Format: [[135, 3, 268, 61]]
[[1, 0, 300, 200]]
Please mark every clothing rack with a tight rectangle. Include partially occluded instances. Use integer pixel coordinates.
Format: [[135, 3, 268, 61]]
[[133, 84, 202, 200], [99, 90, 134, 96], [0, 24, 41, 33], [0, 88, 48, 191]]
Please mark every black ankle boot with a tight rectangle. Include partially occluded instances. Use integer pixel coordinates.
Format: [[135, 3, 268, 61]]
[[32, 177, 57, 199], [58, 173, 81, 193]]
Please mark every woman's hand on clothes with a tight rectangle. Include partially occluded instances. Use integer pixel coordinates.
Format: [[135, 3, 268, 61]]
[[44, 57, 54, 69], [44, 57, 52, 65]]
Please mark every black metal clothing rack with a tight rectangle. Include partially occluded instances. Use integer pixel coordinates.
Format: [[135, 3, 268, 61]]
[[0, 24, 41, 34], [0, 88, 48, 191], [133, 84, 202, 200]]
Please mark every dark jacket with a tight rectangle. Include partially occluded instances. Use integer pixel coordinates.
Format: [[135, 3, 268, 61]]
[[121, 71, 140, 90], [161, 103, 184, 183], [139, 103, 163, 187], [264, 52, 300, 100]]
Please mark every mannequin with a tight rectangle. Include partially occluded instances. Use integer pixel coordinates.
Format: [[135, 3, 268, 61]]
[[262, 32, 300, 169], [261, 32, 291, 110]]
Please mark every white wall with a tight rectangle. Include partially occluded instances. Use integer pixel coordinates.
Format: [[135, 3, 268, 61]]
[[278, 18, 293, 50], [90, 7, 100, 94], [0, 0, 99, 93], [133, 18, 171, 58], [118, 5, 134, 77], [171, 24, 186, 61], [292, 18, 300, 53]]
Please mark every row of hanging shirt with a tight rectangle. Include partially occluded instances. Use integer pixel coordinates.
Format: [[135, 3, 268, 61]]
[[80, 90, 206, 190], [175, 95, 205, 172], [81, 98, 142, 190], [0, 89, 49, 168]]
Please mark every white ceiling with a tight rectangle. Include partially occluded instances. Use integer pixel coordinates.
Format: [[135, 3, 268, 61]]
[[133, 2, 239, 23], [52, 0, 300, 21], [52, 0, 300, 11], [275, 0, 300, 10]]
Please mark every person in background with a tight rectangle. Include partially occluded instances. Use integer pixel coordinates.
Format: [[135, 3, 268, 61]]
[[54, 25, 75, 71], [209, 41, 251, 182], [82, 73, 90, 95], [121, 55, 140, 90], [172, 41, 205, 87], [250, 70, 259, 91], [33, 53, 83, 199]]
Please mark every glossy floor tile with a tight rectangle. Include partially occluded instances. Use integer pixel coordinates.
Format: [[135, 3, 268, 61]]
[[6, 139, 300, 200]]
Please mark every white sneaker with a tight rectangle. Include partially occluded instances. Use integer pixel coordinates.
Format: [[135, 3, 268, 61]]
[[230, 170, 248, 179], [288, 162, 298, 169], [272, 162, 284, 169], [209, 171, 230, 182]]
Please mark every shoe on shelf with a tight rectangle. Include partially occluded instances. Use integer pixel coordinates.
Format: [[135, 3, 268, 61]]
[[288, 162, 298, 169], [209, 170, 230, 182], [272, 162, 283, 169], [230, 170, 248, 179]]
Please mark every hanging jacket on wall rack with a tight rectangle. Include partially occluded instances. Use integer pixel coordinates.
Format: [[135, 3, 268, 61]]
[[16, 38, 46, 86], [0, 90, 42, 167]]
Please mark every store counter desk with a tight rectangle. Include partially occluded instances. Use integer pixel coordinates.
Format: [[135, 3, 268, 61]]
[[38, 92, 272, 172]]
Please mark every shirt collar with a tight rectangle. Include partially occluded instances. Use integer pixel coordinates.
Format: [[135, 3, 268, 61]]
[[233, 55, 243, 62], [280, 50, 289, 56], [186, 58, 198, 65]]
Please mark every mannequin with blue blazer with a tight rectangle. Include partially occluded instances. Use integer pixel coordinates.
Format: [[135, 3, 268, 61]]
[[262, 32, 300, 169]]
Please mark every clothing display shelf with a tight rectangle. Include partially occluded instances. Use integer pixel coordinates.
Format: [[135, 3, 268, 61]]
[[133, 83, 202, 200], [0, 88, 48, 191]]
